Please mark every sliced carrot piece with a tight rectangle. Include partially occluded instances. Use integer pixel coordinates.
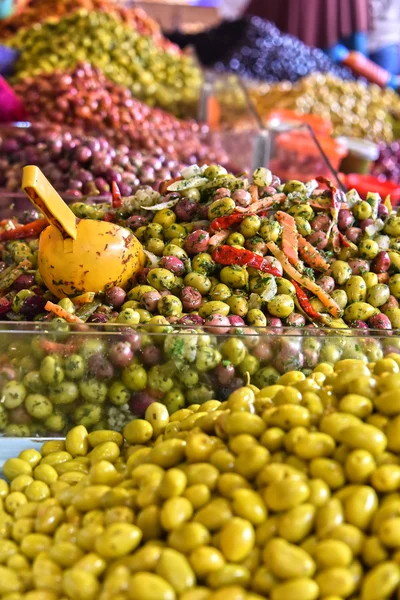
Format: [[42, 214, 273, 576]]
[[44, 301, 84, 323], [266, 242, 341, 318], [249, 184, 259, 204], [159, 177, 183, 195], [72, 292, 96, 305], [298, 236, 330, 272], [275, 211, 299, 268]]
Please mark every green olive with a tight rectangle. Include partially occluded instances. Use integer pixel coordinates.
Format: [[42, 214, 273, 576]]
[[157, 295, 183, 318], [227, 232, 245, 247], [260, 221, 282, 243], [331, 261, 353, 286], [389, 274, 400, 299], [358, 240, 379, 260], [220, 266, 248, 289], [226, 295, 248, 317], [267, 294, 295, 318], [208, 198, 236, 220], [147, 268, 176, 291], [209, 283, 232, 302], [344, 302, 378, 322], [184, 273, 211, 295], [198, 301, 230, 318], [367, 284, 390, 308], [345, 276, 367, 304], [283, 180, 306, 195], [191, 253, 215, 275], [240, 215, 261, 239], [353, 201, 372, 220]]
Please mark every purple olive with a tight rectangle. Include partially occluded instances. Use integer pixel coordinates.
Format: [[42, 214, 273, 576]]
[[105, 286, 127, 308], [13, 274, 35, 291], [120, 329, 141, 351], [126, 215, 150, 230], [368, 313, 392, 330], [109, 341, 133, 367], [371, 251, 391, 274], [88, 313, 109, 323], [345, 227, 362, 243], [286, 312, 306, 327], [378, 203, 389, 218], [204, 314, 231, 334], [348, 320, 369, 330], [253, 342, 273, 362], [228, 315, 246, 327], [19, 295, 47, 316], [87, 353, 114, 380], [338, 209, 355, 231], [310, 214, 330, 232], [381, 296, 399, 312], [213, 362, 235, 385], [129, 391, 157, 418], [159, 256, 185, 275], [359, 219, 375, 232], [317, 276, 335, 293], [265, 316, 282, 328], [307, 231, 328, 250], [347, 259, 370, 276], [181, 287, 202, 311], [136, 268, 152, 285], [141, 345, 162, 367], [0, 297, 12, 315], [178, 314, 204, 326]]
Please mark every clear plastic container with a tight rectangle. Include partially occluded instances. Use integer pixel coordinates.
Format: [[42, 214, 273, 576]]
[[0, 322, 397, 439], [269, 128, 348, 182], [338, 137, 380, 175]]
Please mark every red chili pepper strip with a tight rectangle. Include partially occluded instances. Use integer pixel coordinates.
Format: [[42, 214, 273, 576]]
[[291, 279, 321, 321], [316, 176, 344, 211], [337, 230, 351, 248], [0, 218, 48, 241], [212, 246, 282, 277], [111, 181, 122, 209], [210, 213, 246, 232]]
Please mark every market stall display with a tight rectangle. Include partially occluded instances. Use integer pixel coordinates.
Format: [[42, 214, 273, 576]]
[[1, 354, 400, 598], [5, 9, 201, 115], [168, 16, 354, 83], [249, 74, 400, 143]]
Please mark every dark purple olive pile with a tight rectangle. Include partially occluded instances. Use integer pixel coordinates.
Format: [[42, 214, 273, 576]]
[[168, 17, 354, 83], [0, 123, 189, 198], [371, 140, 400, 184]]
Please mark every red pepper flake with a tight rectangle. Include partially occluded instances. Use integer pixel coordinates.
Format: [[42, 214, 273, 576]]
[[0, 218, 48, 241], [212, 245, 282, 277], [111, 181, 122, 209], [291, 279, 321, 321], [210, 213, 245, 232]]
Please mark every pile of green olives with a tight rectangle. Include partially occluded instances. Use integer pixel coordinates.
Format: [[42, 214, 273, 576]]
[[1, 356, 400, 599], [7, 10, 202, 115]]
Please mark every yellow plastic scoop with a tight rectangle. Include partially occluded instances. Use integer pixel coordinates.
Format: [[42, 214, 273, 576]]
[[22, 166, 145, 299]]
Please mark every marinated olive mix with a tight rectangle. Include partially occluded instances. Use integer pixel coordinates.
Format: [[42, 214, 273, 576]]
[[1, 357, 400, 599], [1, 164, 399, 331]]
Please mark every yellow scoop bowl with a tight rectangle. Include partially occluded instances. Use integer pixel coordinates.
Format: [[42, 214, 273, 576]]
[[22, 166, 145, 299]]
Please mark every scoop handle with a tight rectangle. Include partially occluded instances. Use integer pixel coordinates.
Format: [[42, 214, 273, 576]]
[[22, 166, 77, 240]]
